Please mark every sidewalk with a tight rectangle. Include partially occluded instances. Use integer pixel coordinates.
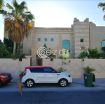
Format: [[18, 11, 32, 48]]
[[0, 78, 105, 92], [73, 78, 105, 87]]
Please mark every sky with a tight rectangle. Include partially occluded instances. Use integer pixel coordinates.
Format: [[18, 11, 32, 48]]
[[0, 0, 105, 41]]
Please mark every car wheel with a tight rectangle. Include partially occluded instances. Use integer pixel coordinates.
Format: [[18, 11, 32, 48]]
[[59, 79, 68, 87], [25, 79, 35, 88], [0, 82, 2, 87]]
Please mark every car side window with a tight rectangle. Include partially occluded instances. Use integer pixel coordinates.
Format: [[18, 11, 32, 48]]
[[30, 68, 43, 73], [43, 67, 57, 73]]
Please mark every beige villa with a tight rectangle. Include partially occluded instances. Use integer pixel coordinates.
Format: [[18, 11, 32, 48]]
[[21, 18, 105, 58], [4, 18, 105, 58], [3, 18, 105, 77]]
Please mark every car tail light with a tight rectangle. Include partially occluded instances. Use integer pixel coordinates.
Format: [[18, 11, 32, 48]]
[[0, 75, 7, 79]]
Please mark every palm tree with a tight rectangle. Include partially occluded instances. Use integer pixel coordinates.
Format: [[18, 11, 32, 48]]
[[0, 0, 3, 9], [1, 0, 34, 55], [98, 2, 105, 19]]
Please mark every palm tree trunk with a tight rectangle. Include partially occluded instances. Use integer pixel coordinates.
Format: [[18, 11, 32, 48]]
[[13, 42, 16, 56]]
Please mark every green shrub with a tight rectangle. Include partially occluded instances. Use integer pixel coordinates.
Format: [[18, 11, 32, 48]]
[[79, 48, 100, 59], [58, 67, 66, 72], [79, 51, 88, 58], [88, 48, 100, 58], [83, 66, 95, 74], [0, 43, 11, 58], [4, 38, 13, 53], [99, 52, 105, 59]]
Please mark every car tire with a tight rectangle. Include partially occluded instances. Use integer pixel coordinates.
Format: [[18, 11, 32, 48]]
[[58, 79, 68, 87], [25, 79, 35, 88], [0, 81, 2, 87]]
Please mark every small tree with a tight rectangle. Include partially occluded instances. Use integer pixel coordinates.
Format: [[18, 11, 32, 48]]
[[83, 66, 95, 74]]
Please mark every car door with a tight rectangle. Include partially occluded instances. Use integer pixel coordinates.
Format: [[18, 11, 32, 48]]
[[30, 68, 45, 83], [42, 67, 58, 83]]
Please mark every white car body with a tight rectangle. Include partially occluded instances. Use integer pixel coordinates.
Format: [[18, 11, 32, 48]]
[[21, 66, 72, 87]]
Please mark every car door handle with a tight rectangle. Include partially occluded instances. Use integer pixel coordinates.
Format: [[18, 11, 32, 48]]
[[57, 74, 60, 75]]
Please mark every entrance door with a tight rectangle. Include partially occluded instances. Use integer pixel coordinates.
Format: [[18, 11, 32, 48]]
[[62, 40, 70, 49], [61, 40, 70, 58], [36, 55, 42, 66]]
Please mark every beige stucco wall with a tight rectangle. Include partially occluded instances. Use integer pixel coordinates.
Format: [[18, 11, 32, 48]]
[[0, 57, 30, 80], [72, 21, 90, 57], [23, 27, 73, 57], [0, 58, 105, 79], [43, 59, 105, 78], [22, 29, 34, 55], [90, 24, 105, 51], [27, 27, 72, 58]]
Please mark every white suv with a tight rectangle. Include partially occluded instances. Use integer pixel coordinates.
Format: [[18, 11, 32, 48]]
[[21, 66, 72, 88]]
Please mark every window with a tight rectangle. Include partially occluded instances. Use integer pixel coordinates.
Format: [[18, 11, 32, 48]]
[[43, 67, 57, 73], [45, 38, 47, 41], [38, 38, 41, 42], [30, 68, 43, 73], [51, 38, 54, 42], [80, 38, 84, 42], [101, 40, 105, 47]]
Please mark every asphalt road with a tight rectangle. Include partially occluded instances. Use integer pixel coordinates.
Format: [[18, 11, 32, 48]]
[[0, 79, 105, 104], [0, 90, 105, 104]]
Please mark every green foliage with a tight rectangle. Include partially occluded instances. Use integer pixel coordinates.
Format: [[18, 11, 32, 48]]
[[43, 43, 47, 48], [1, 0, 34, 56], [0, 42, 11, 58], [59, 49, 70, 59], [83, 66, 95, 74], [98, 2, 105, 11], [11, 53, 25, 59], [79, 51, 88, 58], [88, 48, 100, 58], [4, 38, 13, 53], [58, 67, 66, 72], [98, 2, 105, 20], [79, 48, 100, 59], [101, 47, 105, 52], [99, 52, 105, 58], [0, 0, 3, 9]]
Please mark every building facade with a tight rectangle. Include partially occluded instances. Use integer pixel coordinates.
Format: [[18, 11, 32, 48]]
[[22, 18, 105, 58]]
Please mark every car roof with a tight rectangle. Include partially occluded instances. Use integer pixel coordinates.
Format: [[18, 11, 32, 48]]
[[25, 66, 51, 70]]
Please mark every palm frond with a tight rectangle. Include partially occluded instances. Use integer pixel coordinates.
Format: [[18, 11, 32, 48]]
[[6, 3, 13, 10], [3, 0, 34, 45], [0, 0, 3, 9], [98, 2, 105, 11], [20, 1, 27, 10], [0, 9, 7, 15], [13, 0, 18, 9], [98, 2, 105, 7]]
